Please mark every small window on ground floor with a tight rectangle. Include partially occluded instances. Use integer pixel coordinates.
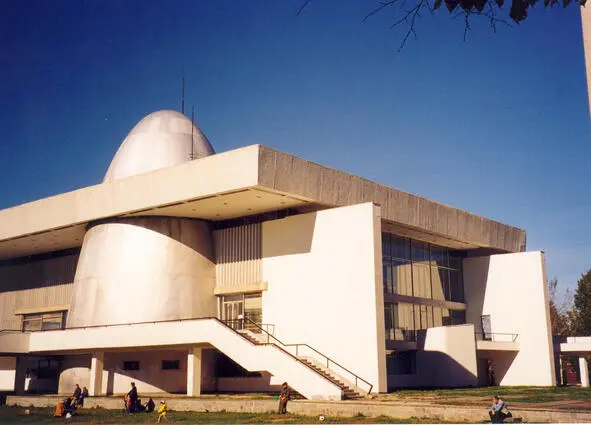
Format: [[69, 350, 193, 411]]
[[161, 360, 180, 370], [123, 361, 140, 371]]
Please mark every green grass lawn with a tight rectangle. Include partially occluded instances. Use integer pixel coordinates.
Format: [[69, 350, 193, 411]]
[[0, 407, 462, 424], [379, 386, 591, 406]]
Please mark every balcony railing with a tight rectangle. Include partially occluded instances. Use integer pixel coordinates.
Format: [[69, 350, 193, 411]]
[[475, 332, 519, 343]]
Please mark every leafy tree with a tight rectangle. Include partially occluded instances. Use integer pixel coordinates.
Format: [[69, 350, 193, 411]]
[[297, 0, 587, 50], [548, 278, 573, 336], [573, 269, 591, 335]]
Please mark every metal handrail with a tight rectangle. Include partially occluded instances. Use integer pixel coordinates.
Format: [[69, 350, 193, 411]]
[[226, 317, 373, 394], [1, 315, 372, 395], [475, 332, 519, 343], [0, 316, 358, 396]]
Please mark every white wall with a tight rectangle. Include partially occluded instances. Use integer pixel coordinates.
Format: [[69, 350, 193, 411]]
[[262, 203, 387, 393], [388, 325, 477, 388], [0, 357, 16, 391], [463, 251, 556, 386]]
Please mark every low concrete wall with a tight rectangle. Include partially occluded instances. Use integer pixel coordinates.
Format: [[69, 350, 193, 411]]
[[7, 395, 591, 423]]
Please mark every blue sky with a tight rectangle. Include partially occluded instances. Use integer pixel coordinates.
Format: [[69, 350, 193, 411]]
[[0, 0, 589, 297]]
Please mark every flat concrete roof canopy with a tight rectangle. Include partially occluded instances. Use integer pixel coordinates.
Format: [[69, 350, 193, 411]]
[[0, 145, 525, 260]]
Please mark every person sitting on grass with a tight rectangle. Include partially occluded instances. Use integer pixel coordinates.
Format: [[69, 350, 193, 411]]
[[145, 398, 155, 413], [157, 400, 168, 423], [489, 395, 511, 423]]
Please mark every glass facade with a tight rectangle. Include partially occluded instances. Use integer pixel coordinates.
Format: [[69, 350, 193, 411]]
[[384, 302, 466, 342], [382, 233, 465, 302], [382, 233, 467, 342]]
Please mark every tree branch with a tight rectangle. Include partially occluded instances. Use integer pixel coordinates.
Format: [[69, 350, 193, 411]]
[[363, 1, 399, 23], [297, 0, 311, 16]]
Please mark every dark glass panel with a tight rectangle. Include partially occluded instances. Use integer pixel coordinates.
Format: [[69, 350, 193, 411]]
[[449, 270, 465, 302], [391, 236, 411, 260], [382, 233, 391, 258]]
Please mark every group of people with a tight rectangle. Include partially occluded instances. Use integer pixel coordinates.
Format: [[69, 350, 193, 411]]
[[53, 384, 88, 417], [123, 382, 168, 422], [54, 382, 167, 422], [53, 380, 509, 423]]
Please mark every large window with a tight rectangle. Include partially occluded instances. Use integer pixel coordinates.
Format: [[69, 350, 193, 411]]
[[22, 311, 66, 332], [385, 302, 465, 342], [382, 233, 465, 303]]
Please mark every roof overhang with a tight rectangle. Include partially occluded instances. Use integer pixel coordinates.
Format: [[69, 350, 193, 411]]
[[0, 145, 526, 260]]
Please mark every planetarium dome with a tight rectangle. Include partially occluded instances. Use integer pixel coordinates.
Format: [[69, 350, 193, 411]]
[[103, 110, 215, 182]]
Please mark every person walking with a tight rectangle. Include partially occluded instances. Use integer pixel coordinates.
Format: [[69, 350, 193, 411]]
[[157, 400, 168, 423], [277, 382, 291, 414]]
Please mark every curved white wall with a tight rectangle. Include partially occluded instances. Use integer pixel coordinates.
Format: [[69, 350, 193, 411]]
[[67, 217, 216, 327]]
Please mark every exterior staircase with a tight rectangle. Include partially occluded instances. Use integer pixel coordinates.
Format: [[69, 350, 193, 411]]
[[237, 328, 367, 399], [299, 357, 363, 399]]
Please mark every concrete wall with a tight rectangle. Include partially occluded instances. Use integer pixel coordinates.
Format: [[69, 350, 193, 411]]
[[0, 251, 78, 330], [463, 251, 556, 386], [58, 355, 91, 394], [67, 217, 216, 327], [0, 357, 16, 391], [262, 203, 387, 393], [217, 372, 281, 393], [58, 349, 218, 396], [388, 325, 478, 388], [257, 146, 526, 252], [100, 350, 188, 395]]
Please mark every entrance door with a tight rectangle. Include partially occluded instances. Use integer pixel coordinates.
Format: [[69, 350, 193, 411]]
[[222, 295, 244, 330]]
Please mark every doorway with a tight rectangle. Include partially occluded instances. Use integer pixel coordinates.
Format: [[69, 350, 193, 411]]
[[221, 295, 244, 330]]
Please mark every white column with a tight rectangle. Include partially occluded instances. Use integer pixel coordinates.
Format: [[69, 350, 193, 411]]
[[187, 348, 202, 397], [580, 357, 590, 388], [89, 352, 104, 396]]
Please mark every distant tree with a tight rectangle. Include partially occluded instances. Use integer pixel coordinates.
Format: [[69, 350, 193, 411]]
[[297, 0, 587, 51], [548, 278, 574, 336], [572, 269, 591, 335]]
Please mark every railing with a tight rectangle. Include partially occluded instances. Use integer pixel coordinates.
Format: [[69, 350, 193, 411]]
[[475, 332, 519, 343], [1, 316, 367, 395], [224, 319, 275, 335], [225, 317, 373, 395], [1, 316, 372, 395]]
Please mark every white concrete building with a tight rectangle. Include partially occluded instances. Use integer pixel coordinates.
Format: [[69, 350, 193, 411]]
[[0, 110, 556, 399]]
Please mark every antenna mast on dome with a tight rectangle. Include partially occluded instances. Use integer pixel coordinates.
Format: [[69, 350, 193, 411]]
[[181, 65, 185, 115], [190, 105, 195, 160]]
